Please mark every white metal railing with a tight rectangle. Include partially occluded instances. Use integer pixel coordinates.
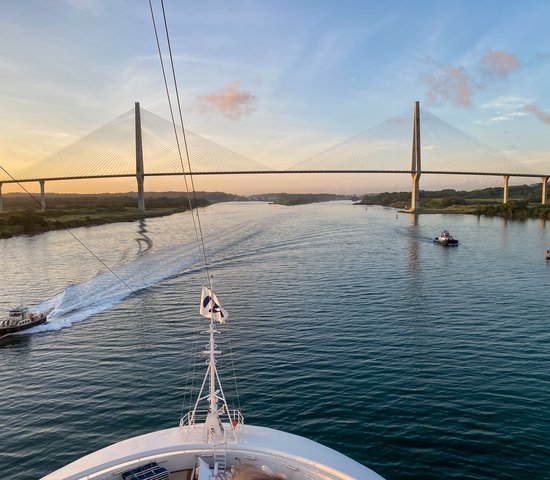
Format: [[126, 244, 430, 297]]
[[180, 409, 243, 428]]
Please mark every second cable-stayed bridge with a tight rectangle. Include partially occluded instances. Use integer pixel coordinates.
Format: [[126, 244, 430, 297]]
[[0, 102, 548, 212]]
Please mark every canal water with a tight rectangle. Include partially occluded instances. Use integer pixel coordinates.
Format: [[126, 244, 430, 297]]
[[1, 201, 549, 479]]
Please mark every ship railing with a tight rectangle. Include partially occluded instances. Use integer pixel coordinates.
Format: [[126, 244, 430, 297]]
[[179, 409, 244, 442], [180, 409, 244, 428]]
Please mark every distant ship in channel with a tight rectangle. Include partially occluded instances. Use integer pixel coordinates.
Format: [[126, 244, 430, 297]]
[[0, 306, 47, 338]]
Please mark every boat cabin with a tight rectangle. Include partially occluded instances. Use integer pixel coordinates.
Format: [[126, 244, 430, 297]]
[[8, 306, 29, 319]]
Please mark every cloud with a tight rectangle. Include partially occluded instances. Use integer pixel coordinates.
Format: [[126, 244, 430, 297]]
[[523, 103, 550, 124], [479, 49, 519, 78], [483, 111, 528, 124], [481, 96, 530, 111], [197, 81, 257, 120], [477, 96, 531, 124], [423, 66, 473, 107], [422, 49, 520, 108]]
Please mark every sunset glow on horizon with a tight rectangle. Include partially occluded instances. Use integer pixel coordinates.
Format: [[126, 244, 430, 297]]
[[1, 1, 550, 196]]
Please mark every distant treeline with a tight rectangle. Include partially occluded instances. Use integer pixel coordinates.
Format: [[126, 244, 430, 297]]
[[358, 184, 550, 219], [0, 195, 209, 239], [0, 191, 238, 210], [0, 190, 354, 239], [262, 193, 352, 206]]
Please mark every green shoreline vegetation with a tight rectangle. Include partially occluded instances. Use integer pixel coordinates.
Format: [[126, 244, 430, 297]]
[[0, 194, 211, 239], [2, 185, 548, 240], [357, 184, 550, 220], [0, 191, 351, 239], [268, 193, 352, 206]]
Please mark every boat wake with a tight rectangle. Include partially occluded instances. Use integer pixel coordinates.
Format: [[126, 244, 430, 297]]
[[19, 243, 205, 335], [15, 205, 335, 337], [17, 216, 273, 336]]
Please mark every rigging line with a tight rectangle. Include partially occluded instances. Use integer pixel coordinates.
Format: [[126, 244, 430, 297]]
[[140, 130, 184, 172], [157, 0, 241, 414], [148, 0, 209, 289], [180, 314, 204, 419], [223, 324, 242, 413], [0, 163, 140, 296], [148, 0, 209, 414], [159, 0, 212, 290], [142, 108, 273, 171]]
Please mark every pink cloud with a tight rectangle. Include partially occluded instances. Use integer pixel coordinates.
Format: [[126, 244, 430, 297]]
[[423, 66, 473, 107], [422, 49, 522, 107], [197, 81, 257, 120], [523, 103, 550, 124], [479, 49, 519, 78]]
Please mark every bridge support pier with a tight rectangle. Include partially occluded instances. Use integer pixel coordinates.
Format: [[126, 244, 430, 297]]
[[410, 172, 421, 213], [408, 101, 421, 213], [0, 182, 3, 212], [502, 175, 509, 204], [542, 176, 548, 205], [39, 180, 46, 210], [135, 102, 145, 212]]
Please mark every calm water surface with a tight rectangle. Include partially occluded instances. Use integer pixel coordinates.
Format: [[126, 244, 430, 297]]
[[1, 202, 549, 479]]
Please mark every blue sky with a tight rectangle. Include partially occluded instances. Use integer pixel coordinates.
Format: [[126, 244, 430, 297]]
[[1, 0, 549, 194]]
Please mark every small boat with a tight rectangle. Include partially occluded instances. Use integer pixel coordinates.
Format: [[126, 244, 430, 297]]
[[433, 230, 459, 246], [0, 306, 47, 338], [545, 249, 550, 261]]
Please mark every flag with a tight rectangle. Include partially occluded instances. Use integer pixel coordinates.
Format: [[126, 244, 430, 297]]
[[199, 286, 228, 323]]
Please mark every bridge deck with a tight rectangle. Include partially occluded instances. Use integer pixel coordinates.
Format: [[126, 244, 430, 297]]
[[1, 170, 548, 184]]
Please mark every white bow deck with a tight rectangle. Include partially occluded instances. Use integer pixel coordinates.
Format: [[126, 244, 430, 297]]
[[43, 423, 384, 480]]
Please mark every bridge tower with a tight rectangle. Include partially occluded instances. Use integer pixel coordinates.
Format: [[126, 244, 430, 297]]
[[135, 102, 145, 212], [409, 101, 421, 213], [502, 175, 510, 204], [39, 180, 46, 209]]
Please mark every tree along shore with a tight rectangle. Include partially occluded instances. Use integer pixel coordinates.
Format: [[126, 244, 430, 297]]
[[357, 184, 550, 220], [267, 193, 352, 206], [0, 195, 209, 239], [0, 191, 353, 239]]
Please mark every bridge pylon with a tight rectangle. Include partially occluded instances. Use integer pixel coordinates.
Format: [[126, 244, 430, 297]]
[[135, 102, 145, 212], [39, 180, 46, 209], [408, 101, 421, 213]]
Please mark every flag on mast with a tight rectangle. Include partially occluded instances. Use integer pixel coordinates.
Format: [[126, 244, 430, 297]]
[[199, 286, 228, 323]]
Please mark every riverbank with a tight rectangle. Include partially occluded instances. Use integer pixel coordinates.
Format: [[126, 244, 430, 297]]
[[0, 191, 357, 239], [357, 185, 550, 219], [269, 193, 352, 206], [0, 195, 209, 239]]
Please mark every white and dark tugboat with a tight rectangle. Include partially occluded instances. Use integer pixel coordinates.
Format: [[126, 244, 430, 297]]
[[0, 306, 47, 338], [433, 230, 459, 246]]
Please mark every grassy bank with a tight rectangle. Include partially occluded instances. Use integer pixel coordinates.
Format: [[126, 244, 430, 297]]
[[0, 195, 209, 239], [357, 185, 550, 220]]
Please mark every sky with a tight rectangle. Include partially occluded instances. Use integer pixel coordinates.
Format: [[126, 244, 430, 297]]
[[1, 0, 550, 195]]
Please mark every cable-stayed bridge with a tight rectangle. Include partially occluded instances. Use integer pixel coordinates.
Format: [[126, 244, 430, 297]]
[[0, 102, 548, 212]]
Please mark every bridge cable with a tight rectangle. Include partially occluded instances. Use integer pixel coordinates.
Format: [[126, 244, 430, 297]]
[[0, 163, 138, 295]]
